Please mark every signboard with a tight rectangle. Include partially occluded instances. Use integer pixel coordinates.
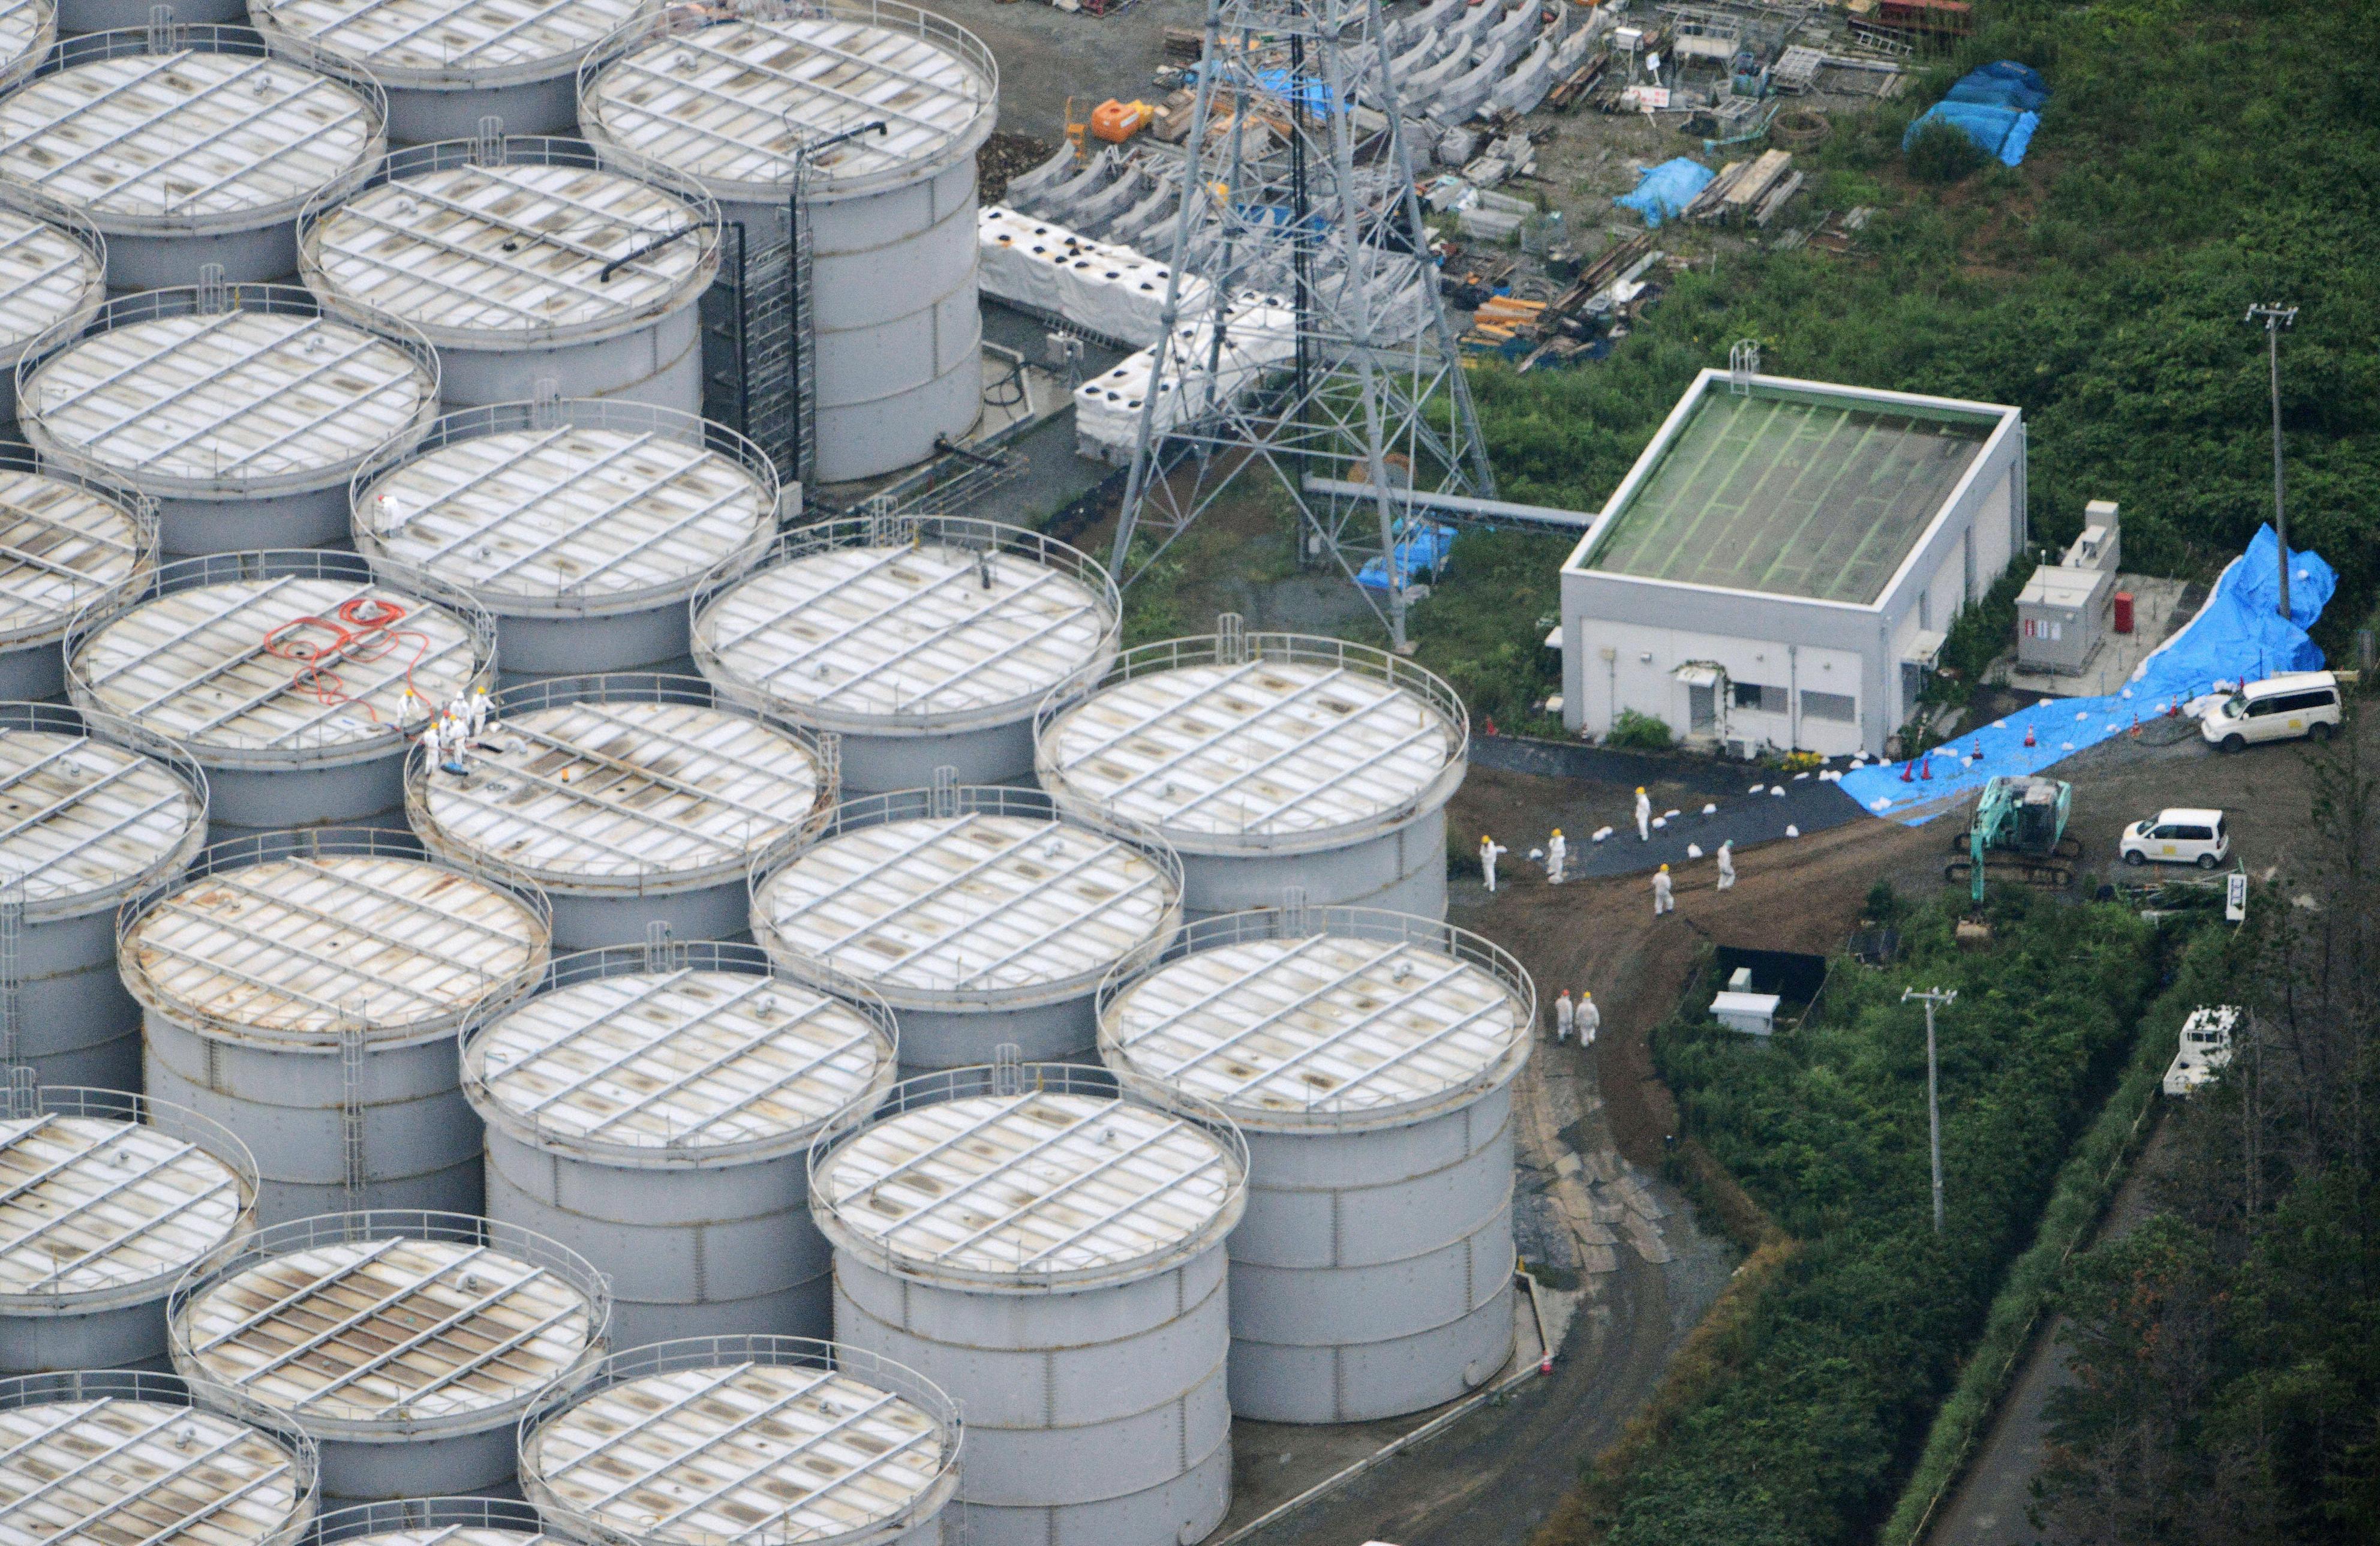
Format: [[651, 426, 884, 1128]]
[[2226, 870, 2248, 923]]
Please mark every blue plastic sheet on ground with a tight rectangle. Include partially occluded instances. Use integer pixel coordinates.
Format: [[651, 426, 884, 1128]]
[[1841, 526, 2336, 824], [1357, 523, 1458, 592], [1905, 59, 2049, 166], [1616, 158, 1712, 227]]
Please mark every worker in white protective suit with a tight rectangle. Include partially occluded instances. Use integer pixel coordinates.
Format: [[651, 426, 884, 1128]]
[[1634, 786, 1652, 842], [434, 713, 468, 776], [1652, 862, 1674, 915], [465, 686, 491, 744], [1715, 840, 1736, 891], [1554, 989, 1574, 1043], [1480, 834, 1507, 892], [1577, 991, 1600, 1048], [1546, 828, 1567, 885]]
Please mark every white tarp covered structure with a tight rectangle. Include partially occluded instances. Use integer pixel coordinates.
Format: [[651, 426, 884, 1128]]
[[978, 205, 1212, 346], [1074, 296, 1296, 461]]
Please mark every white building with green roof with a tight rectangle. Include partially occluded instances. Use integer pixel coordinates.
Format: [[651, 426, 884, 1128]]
[[1559, 370, 2027, 759]]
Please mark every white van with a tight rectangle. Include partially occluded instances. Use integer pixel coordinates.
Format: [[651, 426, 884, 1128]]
[[2120, 807, 2229, 869], [2201, 670, 2342, 752]]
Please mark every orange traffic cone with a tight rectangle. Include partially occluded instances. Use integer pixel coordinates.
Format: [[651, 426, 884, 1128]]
[[1900, 760, 1915, 782], [2023, 724, 2036, 748]]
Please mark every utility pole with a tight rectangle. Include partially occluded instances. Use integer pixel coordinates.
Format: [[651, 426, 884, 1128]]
[[2244, 303, 2297, 620], [1903, 986, 1957, 1234]]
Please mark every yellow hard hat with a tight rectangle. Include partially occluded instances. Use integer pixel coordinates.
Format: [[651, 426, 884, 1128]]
[[1636, 786, 1646, 794], [1659, 863, 1669, 872], [1553, 828, 1562, 836], [1583, 991, 1592, 1000]]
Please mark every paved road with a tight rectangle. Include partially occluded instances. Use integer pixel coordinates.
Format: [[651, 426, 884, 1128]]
[[1925, 1119, 2175, 1546], [1471, 733, 1868, 881]]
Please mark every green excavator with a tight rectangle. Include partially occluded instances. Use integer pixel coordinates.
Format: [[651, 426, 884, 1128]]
[[1944, 774, 2081, 900]]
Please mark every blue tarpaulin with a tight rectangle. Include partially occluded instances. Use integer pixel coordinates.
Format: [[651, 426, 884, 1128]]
[[1904, 60, 2047, 166], [1616, 158, 1712, 227], [1357, 523, 1458, 592], [1841, 526, 2336, 822]]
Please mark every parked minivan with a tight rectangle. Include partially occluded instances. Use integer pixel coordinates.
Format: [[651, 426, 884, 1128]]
[[2201, 670, 2342, 752], [2120, 807, 2230, 869]]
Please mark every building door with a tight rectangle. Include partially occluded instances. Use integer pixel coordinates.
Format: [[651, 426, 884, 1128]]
[[1688, 683, 1717, 733]]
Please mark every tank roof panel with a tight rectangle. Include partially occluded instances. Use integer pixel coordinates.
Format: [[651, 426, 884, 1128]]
[[584, 14, 992, 196], [0, 206, 98, 357], [0, 471, 147, 649], [755, 813, 1173, 998], [819, 1090, 1233, 1278], [253, 0, 642, 80], [525, 1360, 947, 1544], [0, 50, 378, 224], [179, 1234, 597, 1426], [0, 730, 199, 909], [359, 426, 771, 607], [415, 700, 823, 889], [125, 854, 545, 1043], [0, 0, 46, 83], [472, 969, 887, 1153], [304, 162, 712, 341], [0, 1395, 307, 1546], [0, 1113, 246, 1301], [696, 541, 1111, 723], [73, 577, 479, 757], [23, 311, 435, 488], [1105, 935, 1528, 1123], [1043, 658, 1457, 839]]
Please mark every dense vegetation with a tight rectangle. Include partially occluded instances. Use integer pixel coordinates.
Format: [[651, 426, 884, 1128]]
[[1415, 0, 2380, 733], [2033, 728, 2380, 1544], [1546, 890, 2157, 1546]]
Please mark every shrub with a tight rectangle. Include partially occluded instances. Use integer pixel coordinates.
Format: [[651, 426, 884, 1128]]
[[1544, 894, 2156, 1546], [1609, 709, 1674, 750], [1904, 119, 1989, 184]]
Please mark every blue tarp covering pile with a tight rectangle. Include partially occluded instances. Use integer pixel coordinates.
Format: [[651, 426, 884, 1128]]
[[1903, 60, 2048, 167], [1616, 158, 1712, 227], [1842, 526, 2337, 822], [1357, 523, 1458, 592]]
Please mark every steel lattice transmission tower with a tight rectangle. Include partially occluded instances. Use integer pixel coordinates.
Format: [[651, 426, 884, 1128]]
[[1108, 0, 1496, 649]]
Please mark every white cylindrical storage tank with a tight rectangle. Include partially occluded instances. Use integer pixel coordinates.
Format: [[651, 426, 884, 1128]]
[[300, 136, 721, 414], [1101, 906, 1529, 1424], [0, 187, 104, 434], [353, 400, 778, 683], [250, 0, 648, 145], [0, 24, 384, 290], [0, 457, 155, 702], [752, 783, 1179, 1074], [520, 1335, 961, 1546], [407, 674, 836, 951], [62, 0, 233, 34], [18, 285, 440, 558], [299, 1496, 560, 1546], [0, 1369, 318, 1546], [1036, 625, 1470, 921], [578, 0, 994, 482], [121, 828, 552, 1223], [462, 943, 896, 1347], [0, 702, 206, 1089], [0, 0, 55, 80], [692, 515, 1118, 795], [811, 1064, 1246, 1546], [169, 1209, 610, 1503], [0, 1085, 257, 1374], [66, 551, 494, 843]]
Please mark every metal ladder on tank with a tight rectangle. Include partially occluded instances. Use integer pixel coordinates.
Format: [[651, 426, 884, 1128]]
[[1, 870, 25, 1112]]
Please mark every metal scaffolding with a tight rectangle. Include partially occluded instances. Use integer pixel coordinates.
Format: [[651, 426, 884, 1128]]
[[1107, 0, 1496, 650]]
